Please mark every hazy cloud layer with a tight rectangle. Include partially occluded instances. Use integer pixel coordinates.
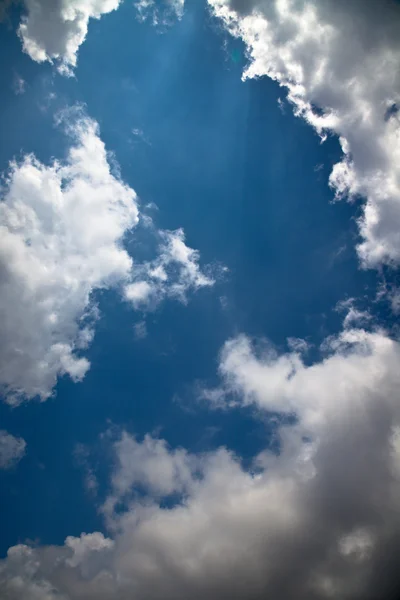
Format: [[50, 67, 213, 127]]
[[1, 326, 400, 599], [18, 0, 122, 74], [209, 0, 400, 268]]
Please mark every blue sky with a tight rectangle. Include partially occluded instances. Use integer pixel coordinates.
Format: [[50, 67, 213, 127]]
[[0, 2, 400, 599]]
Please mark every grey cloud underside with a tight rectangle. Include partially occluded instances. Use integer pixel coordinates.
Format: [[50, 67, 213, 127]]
[[1, 327, 400, 599], [209, 0, 400, 269]]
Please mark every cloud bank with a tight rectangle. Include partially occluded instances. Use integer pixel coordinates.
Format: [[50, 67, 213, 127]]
[[1, 326, 400, 599], [18, 0, 122, 74], [209, 0, 400, 269]]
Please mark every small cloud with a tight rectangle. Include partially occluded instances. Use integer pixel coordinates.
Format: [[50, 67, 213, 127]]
[[134, 0, 185, 26], [133, 321, 147, 340], [329, 243, 347, 267], [219, 295, 229, 310], [336, 298, 371, 329], [73, 443, 98, 496], [132, 128, 151, 146], [12, 73, 26, 95], [124, 281, 154, 308], [287, 337, 310, 354], [0, 430, 26, 469], [123, 228, 217, 310]]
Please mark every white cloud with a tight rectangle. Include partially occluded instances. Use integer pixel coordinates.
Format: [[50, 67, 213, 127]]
[[208, 0, 400, 269], [123, 228, 215, 310], [12, 73, 26, 95], [134, 0, 185, 25], [335, 299, 371, 330], [124, 281, 153, 308], [1, 326, 400, 598], [133, 320, 147, 340], [0, 430, 26, 469], [0, 112, 214, 404], [18, 0, 122, 74], [0, 113, 138, 404], [102, 432, 196, 522]]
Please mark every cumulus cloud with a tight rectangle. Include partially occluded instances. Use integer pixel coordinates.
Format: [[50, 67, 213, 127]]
[[208, 0, 400, 269], [0, 430, 26, 469], [18, 0, 122, 74], [123, 228, 215, 309], [0, 111, 214, 404], [1, 326, 400, 599], [0, 113, 138, 404]]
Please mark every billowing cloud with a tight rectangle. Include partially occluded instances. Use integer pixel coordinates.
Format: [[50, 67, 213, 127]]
[[1, 326, 400, 599], [208, 0, 400, 269], [18, 0, 122, 74], [0, 430, 26, 469]]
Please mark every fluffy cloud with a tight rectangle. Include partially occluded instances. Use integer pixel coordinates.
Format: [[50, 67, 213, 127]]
[[0, 112, 214, 404], [18, 0, 122, 74], [0, 430, 26, 469], [0, 113, 138, 404], [208, 0, 400, 269], [123, 228, 215, 309], [1, 326, 400, 599]]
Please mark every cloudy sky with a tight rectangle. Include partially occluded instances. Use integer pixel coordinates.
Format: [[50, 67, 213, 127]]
[[0, 1, 400, 598]]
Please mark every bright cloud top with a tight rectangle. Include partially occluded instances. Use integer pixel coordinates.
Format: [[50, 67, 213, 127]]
[[1, 326, 400, 599], [209, 0, 400, 268], [18, 0, 122, 74], [0, 431, 26, 469]]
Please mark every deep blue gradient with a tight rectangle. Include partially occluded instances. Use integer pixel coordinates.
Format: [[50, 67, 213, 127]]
[[0, 0, 388, 556]]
